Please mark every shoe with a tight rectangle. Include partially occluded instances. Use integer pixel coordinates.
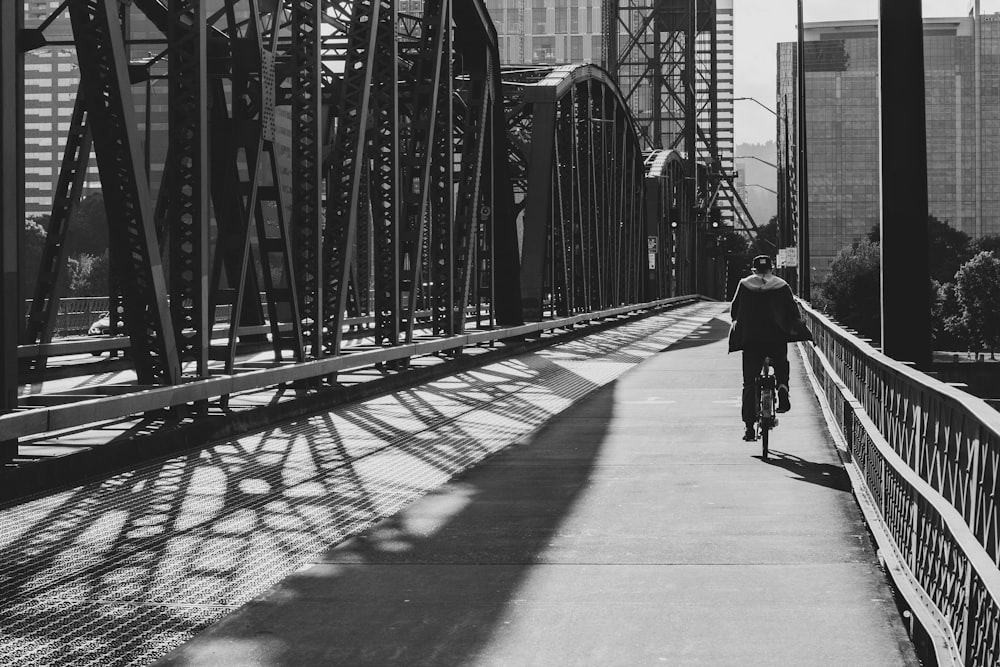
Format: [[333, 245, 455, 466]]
[[743, 425, 756, 441], [777, 385, 790, 413]]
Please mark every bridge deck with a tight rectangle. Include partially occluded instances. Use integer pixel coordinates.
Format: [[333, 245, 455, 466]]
[[1, 302, 917, 666]]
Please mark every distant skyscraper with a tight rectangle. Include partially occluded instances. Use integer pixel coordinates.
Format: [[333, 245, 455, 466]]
[[484, 0, 605, 66], [779, 13, 1000, 282], [704, 0, 734, 223]]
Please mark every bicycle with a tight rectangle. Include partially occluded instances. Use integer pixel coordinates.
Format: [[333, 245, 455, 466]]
[[755, 356, 778, 460]]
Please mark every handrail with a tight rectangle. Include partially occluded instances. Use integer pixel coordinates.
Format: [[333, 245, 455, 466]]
[[799, 299, 1000, 666], [1, 296, 703, 441]]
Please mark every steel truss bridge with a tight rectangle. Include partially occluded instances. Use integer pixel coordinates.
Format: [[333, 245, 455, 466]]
[[0, 3, 999, 665], [0, 0, 702, 453]]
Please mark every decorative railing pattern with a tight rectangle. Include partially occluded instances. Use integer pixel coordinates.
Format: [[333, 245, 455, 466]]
[[799, 301, 1000, 667]]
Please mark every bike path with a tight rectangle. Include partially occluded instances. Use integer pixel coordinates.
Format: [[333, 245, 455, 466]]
[[157, 303, 918, 666]]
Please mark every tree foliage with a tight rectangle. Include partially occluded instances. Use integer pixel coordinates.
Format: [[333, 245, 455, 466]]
[[955, 251, 1000, 357], [931, 279, 966, 350], [971, 234, 1000, 256], [816, 239, 881, 341], [19, 218, 48, 297], [66, 251, 110, 296], [18, 192, 112, 301], [868, 215, 971, 283]]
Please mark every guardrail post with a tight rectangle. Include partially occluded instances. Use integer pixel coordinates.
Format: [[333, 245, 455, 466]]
[[842, 398, 853, 462]]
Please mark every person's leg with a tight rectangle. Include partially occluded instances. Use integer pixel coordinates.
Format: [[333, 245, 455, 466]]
[[771, 342, 791, 412], [742, 348, 765, 431]]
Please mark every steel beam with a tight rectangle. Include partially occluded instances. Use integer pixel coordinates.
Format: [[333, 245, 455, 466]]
[[291, 0, 325, 358], [68, 0, 179, 385], [1, 1, 22, 457], [167, 0, 209, 378], [322, 0, 383, 356], [370, 0, 403, 347]]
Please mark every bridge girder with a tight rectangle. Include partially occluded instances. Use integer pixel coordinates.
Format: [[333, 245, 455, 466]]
[[1, 0, 658, 449]]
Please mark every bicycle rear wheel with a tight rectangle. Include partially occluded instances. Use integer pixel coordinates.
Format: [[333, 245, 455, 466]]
[[761, 424, 769, 459]]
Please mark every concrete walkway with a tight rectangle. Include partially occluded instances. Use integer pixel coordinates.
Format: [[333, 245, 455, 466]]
[[156, 304, 918, 666]]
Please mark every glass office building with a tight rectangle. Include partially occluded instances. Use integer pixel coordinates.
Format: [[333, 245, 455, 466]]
[[779, 14, 1000, 282]]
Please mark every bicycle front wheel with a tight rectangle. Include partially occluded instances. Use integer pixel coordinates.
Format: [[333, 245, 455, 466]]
[[761, 424, 769, 459]]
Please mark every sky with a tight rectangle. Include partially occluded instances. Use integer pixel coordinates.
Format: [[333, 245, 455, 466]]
[[735, 0, 993, 145]]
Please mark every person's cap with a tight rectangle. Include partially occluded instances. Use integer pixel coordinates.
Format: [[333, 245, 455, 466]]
[[752, 255, 773, 273]]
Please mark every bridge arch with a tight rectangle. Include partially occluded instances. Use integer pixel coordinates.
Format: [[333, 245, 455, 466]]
[[504, 64, 648, 322]]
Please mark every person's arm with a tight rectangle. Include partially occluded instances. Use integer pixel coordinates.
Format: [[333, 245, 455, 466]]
[[730, 283, 742, 320], [783, 285, 798, 318]]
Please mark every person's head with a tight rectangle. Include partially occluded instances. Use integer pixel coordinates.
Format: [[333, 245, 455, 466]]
[[751, 254, 774, 275]]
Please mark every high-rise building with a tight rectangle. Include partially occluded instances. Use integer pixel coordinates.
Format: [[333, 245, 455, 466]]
[[704, 0, 734, 221], [484, 0, 605, 66], [778, 13, 1000, 282], [22, 2, 166, 223]]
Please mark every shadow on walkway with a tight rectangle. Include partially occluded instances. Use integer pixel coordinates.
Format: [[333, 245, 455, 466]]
[[160, 380, 618, 666], [759, 450, 851, 492], [660, 316, 731, 352]]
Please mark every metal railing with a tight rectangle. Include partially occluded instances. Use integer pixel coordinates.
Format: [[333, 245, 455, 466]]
[[799, 301, 1000, 667], [2, 296, 703, 442], [23, 297, 235, 338]]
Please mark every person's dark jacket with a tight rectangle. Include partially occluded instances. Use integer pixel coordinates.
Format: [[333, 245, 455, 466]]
[[728, 272, 813, 352]]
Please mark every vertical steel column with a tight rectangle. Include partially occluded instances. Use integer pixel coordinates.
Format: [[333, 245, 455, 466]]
[[69, 0, 179, 385], [422, 15, 452, 339], [520, 83, 556, 322], [291, 0, 324, 358], [369, 0, 399, 345], [602, 0, 618, 73], [451, 53, 491, 334], [489, 43, 522, 326], [396, 0, 449, 343], [685, 0, 699, 295], [322, 0, 382, 355], [1, 1, 22, 456], [167, 0, 209, 378], [551, 94, 571, 317], [879, 2, 931, 368], [796, 0, 811, 300]]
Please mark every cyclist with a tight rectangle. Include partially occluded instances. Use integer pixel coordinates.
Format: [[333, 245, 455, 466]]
[[729, 254, 813, 441]]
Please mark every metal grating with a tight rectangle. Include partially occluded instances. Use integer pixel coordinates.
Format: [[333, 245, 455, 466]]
[[0, 302, 724, 666]]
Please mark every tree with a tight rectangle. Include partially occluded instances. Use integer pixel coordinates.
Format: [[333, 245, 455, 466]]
[[816, 239, 881, 341], [971, 234, 1000, 256], [67, 192, 110, 258], [931, 279, 967, 351], [19, 217, 48, 298], [66, 251, 110, 296], [955, 251, 1000, 359], [868, 215, 971, 283], [751, 216, 779, 257]]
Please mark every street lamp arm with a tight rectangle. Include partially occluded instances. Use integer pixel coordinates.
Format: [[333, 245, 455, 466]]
[[734, 96, 779, 118], [746, 183, 778, 195], [735, 155, 779, 169]]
